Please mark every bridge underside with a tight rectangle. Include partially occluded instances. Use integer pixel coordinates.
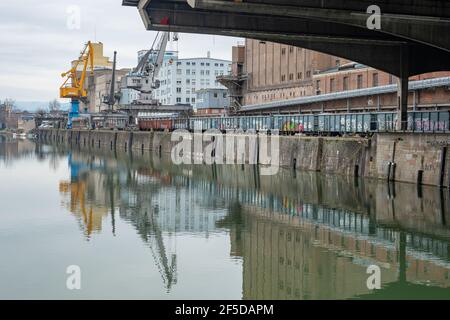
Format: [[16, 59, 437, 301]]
[[124, 0, 450, 77], [123, 0, 450, 129]]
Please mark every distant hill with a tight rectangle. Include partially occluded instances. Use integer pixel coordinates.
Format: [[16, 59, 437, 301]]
[[13, 101, 71, 112]]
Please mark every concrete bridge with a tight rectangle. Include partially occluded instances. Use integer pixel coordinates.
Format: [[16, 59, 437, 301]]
[[122, 0, 450, 129]]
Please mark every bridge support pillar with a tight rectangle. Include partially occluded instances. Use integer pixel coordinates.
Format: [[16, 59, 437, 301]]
[[397, 45, 409, 131]]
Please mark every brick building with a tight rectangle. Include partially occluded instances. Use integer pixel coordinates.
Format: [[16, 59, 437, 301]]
[[242, 39, 351, 105], [221, 39, 450, 113]]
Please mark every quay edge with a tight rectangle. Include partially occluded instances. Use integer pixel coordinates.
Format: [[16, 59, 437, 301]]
[[37, 128, 450, 187]]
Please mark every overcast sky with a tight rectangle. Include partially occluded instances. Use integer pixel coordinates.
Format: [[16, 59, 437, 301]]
[[0, 0, 241, 102]]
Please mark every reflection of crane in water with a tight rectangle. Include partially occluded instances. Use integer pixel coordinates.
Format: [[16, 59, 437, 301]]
[[115, 165, 179, 292], [142, 207, 177, 292], [62, 151, 178, 290], [128, 170, 178, 292], [60, 152, 121, 238], [59, 178, 95, 236]]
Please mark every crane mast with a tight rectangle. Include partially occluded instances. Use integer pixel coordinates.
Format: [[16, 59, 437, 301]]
[[60, 42, 94, 129], [122, 32, 176, 105], [103, 51, 118, 110]]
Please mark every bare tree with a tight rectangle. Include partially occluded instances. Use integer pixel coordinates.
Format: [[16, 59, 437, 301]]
[[3, 98, 15, 111], [48, 99, 61, 113], [36, 108, 47, 117]]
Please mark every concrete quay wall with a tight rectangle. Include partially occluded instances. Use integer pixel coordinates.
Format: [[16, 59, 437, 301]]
[[38, 128, 450, 187]]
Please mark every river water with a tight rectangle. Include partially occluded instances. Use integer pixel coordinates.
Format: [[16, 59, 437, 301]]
[[1, 138, 450, 300]]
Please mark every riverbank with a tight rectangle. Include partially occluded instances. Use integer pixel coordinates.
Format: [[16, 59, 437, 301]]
[[38, 128, 450, 187]]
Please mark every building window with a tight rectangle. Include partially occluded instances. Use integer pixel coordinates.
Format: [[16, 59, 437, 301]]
[[357, 74, 363, 89], [281, 75, 286, 82], [306, 71, 311, 78], [281, 48, 286, 55], [186, 62, 190, 65], [343, 76, 349, 91], [372, 73, 379, 87], [206, 63, 210, 66], [206, 70, 210, 75], [176, 98, 181, 103], [215, 63, 219, 67], [389, 74, 394, 84], [297, 72, 302, 80], [289, 47, 294, 53], [289, 73, 294, 81], [177, 62, 182, 66], [316, 80, 321, 94], [223, 93, 227, 98], [201, 62, 205, 66], [192, 98, 195, 103], [186, 69, 190, 75], [176, 87, 181, 93], [330, 78, 335, 92], [177, 69, 182, 75], [214, 93, 218, 98], [186, 98, 190, 103], [186, 79, 190, 85]]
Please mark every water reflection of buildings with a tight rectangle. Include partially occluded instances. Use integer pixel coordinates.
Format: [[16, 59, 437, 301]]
[[53, 147, 450, 299], [0, 138, 36, 165], [58, 152, 228, 291], [239, 207, 450, 299], [190, 177, 450, 299]]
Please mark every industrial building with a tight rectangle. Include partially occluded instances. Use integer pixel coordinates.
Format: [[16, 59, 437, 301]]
[[72, 42, 113, 71], [153, 51, 231, 107], [220, 39, 450, 113], [86, 68, 131, 113], [195, 88, 229, 115]]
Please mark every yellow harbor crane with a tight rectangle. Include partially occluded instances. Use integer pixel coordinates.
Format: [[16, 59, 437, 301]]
[[60, 41, 94, 129]]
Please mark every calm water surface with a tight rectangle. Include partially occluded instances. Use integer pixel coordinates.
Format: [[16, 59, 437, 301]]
[[1, 138, 450, 299]]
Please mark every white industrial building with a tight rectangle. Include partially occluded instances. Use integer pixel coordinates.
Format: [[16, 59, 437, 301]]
[[153, 51, 231, 108]]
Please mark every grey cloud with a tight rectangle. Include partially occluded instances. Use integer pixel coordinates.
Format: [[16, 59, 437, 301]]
[[0, 1, 241, 102]]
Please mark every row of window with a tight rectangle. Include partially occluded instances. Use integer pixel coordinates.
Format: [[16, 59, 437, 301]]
[[176, 61, 229, 67], [250, 88, 308, 103], [161, 78, 217, 86], [159, 83, 223, 95], [281, 47, 296, 55], [174, 92, 227, 104], [175, 69, 226, 76], [160, 67, 228, 77], [314, 73, 395, 94], [176, 97, 196, 103], [280, 71, 312, 82]]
